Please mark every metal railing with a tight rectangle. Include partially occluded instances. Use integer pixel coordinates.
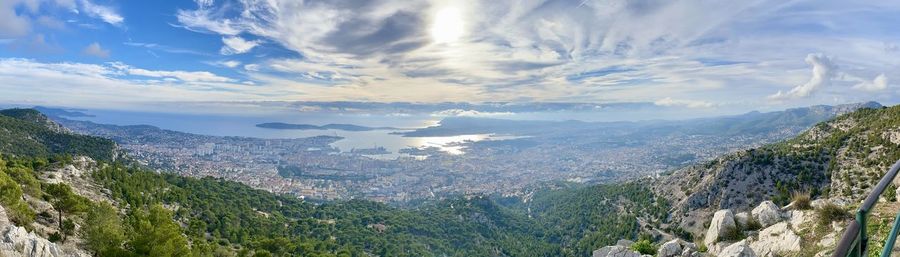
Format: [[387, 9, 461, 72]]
[[833, 159, 900, 257]]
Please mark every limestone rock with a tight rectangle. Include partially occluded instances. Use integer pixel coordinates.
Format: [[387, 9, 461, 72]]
[[593, 246, 642, 257], [749, 222, 801, 257], [751, 201, 781, 227], [618, 239, 635, 247], [718, 240, 756, 257], [0, 206, 67, 257], [705, 209, 736, 247], [787, 210, 807, 228], [658, 239, 683, 257], [734, 212, 751, 228], [1, 225, 63, 257]]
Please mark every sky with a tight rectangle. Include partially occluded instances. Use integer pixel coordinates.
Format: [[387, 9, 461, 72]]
[[0, 0, 899, 114]]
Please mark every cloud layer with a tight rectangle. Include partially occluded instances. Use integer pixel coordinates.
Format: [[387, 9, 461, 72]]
[[0, 0, 899, 113]]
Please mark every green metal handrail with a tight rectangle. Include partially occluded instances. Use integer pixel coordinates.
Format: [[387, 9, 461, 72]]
[[833, 159, 900, 257]]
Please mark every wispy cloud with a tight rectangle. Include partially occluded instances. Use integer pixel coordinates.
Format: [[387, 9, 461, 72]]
[[78, 0, 123, 26], [167, 0, 900, 106], [220, 36, 260, 55], [124, 42, 211, 56]]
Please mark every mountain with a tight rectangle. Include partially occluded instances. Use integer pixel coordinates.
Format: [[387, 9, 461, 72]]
[[0, 109, 117, 161], [401, 101, 883, 137], [655, 103, 899, 233]]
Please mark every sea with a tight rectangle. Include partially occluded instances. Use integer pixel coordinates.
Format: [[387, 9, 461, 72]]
[[66, 109, 521, 158]]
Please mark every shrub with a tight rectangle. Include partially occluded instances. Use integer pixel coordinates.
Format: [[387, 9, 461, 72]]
[[816, 203, 851, 227], [630, 240, 657, 255], [791, 191, 812, 210]]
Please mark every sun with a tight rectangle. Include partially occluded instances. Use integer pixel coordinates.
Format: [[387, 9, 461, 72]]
[[430, 6, 464, 43]]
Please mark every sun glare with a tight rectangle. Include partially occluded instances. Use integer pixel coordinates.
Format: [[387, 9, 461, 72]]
[[430, 7, 464, 43]]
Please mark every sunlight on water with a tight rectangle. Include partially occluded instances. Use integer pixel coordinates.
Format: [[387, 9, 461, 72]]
[[414, 134, 489, 155]]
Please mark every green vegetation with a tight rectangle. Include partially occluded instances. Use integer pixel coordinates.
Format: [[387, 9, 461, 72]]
[[502, 182, 670, 256], [630, 240, 657, 255], [44, 183, 89, 241], [0, 109, 117, 161]]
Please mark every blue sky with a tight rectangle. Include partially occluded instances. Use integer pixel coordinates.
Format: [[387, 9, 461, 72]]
[[0, 0, 898, 114]]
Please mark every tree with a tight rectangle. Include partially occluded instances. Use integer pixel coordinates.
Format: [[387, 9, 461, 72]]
[[84, 202, 126, 256], [44, 183, 88, 241], [0, 169, 34, 225], [128, 204, 192, 257]]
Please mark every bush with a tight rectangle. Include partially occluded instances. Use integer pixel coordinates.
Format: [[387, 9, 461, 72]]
[[791, 191, 812, 210], [630, 240, 657, 255], [816, 203, 851, 227]]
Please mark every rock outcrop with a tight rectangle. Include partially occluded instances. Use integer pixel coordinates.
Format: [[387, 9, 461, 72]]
[[704, 210, 736, 247], [593, 246, 642, 257], [718, 240, 755, 257], [0, 206, 65, 257], [1, 225, 64, 257], [751, 201, 781, 227], [657, 239, 682, 257], [749, 222, 801, 256]]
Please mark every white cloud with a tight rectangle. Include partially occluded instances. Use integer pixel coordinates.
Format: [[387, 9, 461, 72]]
[[853, 73, 889, 92], [220, 36, 260, 55], [243, 64, 260, 71], [768, 54, 836, 100], [217, 60, 241, 68], [431, 109, 514, 117], [78, 0, 123, 26], [0, 58, 258, 109], [654, 97, 715, 108], [122, 67, 234, 82], [167, 0, 900, 106], [82, 42, 110, 58]]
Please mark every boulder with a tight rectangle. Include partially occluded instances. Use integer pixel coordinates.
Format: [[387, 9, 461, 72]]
[[787, 210, 807, 228], [749, 222, 801, 256], [734, 212, 751, 228], [718, 240, 756, 257], [705, 209, 737, 247], [618, 239, 635, 247], [658, 239, 683, 257], [752, 201, 781, 227], [593, 246, 642, 257]]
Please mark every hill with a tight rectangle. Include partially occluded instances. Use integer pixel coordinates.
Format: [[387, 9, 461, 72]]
[[0, 109, 117, 161], [655, 104, 900, 234]]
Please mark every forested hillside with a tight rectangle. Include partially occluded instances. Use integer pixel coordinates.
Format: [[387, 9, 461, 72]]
[[0, 109, 117, 161], [0, 108, 671, 257]]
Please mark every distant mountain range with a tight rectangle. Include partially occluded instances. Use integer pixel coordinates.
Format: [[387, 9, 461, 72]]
[[255, 122, 400, 131], [399, 101, 883, 137]]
